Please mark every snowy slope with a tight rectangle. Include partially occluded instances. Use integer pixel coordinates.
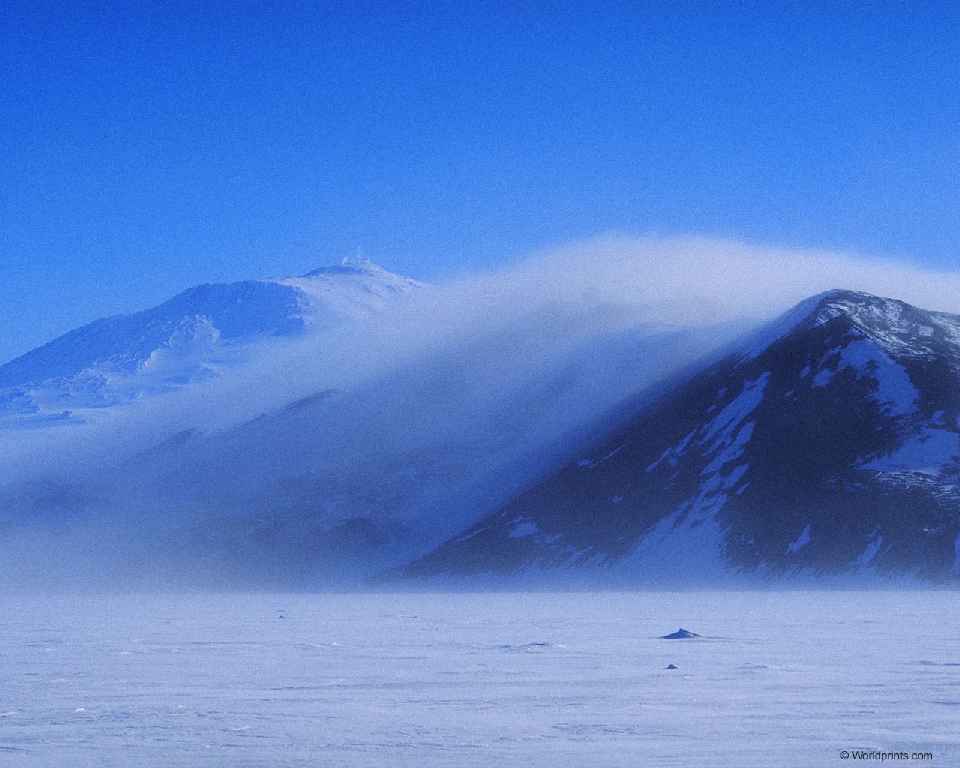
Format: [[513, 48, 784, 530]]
[[0, 258, 421, 428], [402, 290, 960, 584]]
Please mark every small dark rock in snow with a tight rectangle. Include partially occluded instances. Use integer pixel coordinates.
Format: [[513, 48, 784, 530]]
[[665, 664, 679, 670], [661, 628, 700, 640]]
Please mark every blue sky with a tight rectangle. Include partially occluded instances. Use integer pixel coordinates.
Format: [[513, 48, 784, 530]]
[[2, 2, 959, 363]]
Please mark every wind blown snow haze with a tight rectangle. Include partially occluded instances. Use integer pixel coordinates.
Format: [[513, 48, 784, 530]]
[[3, 236, 960, 587]]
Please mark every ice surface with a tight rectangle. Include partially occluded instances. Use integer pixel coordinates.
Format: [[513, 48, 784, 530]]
[[840, 340, 918, 416], [702, 421, 754, 475], [723, 463, 749, 490], [812, 367, 835, 387], [700, 373, 769, 449], [856, 534, 884, 567], [0, 592, 957, 767], [861, 429, 960, 475], [810, 340, 919, 416]]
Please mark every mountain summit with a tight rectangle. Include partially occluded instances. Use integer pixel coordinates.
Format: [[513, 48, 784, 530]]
[[401, 289, 960, 583], [301, 255, 394, 278]]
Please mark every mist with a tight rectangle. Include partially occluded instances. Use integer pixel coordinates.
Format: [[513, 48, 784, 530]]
[[4, 235, 960, 589]]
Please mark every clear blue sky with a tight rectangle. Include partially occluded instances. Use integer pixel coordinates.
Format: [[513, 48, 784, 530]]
[[2, 2, 958, 363]]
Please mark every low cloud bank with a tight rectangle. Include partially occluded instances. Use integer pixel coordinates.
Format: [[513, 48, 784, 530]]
[[2, 235, 959, 587]]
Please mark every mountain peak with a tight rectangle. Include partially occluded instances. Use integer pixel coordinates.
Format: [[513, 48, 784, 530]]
[[302, 256, 387, 278], [808, 288, 907, 323], [787, 288, 894, 325], [744, 289, 960, 362], [802, 290, 960, 359]]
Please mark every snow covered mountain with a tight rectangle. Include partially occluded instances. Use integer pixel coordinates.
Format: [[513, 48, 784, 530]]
[[8, 276, 960, 587], [0, 259, 421, 428], [5, 249, 772, 588], [401, 290, 960, 584]]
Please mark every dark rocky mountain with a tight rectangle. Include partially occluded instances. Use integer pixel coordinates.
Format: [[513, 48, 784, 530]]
[[400, 290, 960, 584]]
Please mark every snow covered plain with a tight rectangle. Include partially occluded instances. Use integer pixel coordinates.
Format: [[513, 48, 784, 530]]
[[1, 591, 957, 767]]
